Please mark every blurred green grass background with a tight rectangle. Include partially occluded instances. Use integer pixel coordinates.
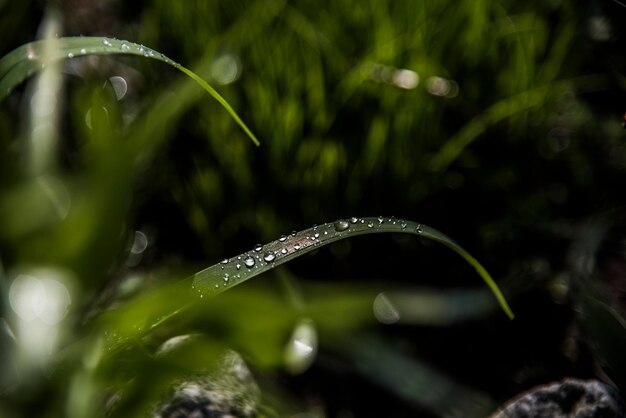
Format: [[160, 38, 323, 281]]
[[1, 0, 626, 417]]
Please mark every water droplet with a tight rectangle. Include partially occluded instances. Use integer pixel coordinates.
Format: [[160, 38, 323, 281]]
[[294, 243, 301, 250], [67, 52, 74, 59], [400, 221, 407, 230], [221, 258, 229, 264], [373, 293, 400, 324], [121, 43, 130, 52], [291, 231, 297, 237], [235, 263, 241, 270], [102, 38, 112, 47], [264, 252, 276, 262], [244, 256, 255, 268], [281, 248, 288, 254], [279, 235, 287, 242], [314, 232, 320, 239], [350, 217, 358, 224], [223, 274, 230, 282], [80, 48, 86, 54], [254, 244, 263, 252], [200, 294, 204, 298], [378, 216, 384, 225], [334, 220, 350, 232], [416, 224, 423, 234], [284, 319, 318, 374], [108, 76, 128, 100], [367, 221, 374, 228]]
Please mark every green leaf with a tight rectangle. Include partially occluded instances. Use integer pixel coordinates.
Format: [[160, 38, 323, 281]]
[[193, 217, 515, 320], [0, 36, 260, 146]]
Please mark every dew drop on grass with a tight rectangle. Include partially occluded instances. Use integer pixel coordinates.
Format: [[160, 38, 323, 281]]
[[378, 216, 384, 225], [281, 248, 288, 255], [67, 52, 74, 59], [279, 235, 287, 242], [400, 221, 407, 230], [244, 256, 255, 268], [373, 293, 400, 324], [416, 224, 423, 233], [235, 263, 241, 270], [264, 252, 276, 262], [254, 244, 263, 252], [294, 243, 301, 250], [223, 274, 229, 282], [314, 232, 320, 239], [221, 258, 229, 264], [350, 217, 358, 224], [367, 221, 374, 228], [121, 43, 130, 52], [102, 38, 112, 47], [80, 48, 86, 54], [334, 220, 350, 231]]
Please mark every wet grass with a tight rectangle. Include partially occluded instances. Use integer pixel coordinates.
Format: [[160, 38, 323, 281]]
[[1, 1, 625, 417]]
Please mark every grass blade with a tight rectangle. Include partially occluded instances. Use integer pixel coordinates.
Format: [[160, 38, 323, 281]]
[[192, 216, 515, 319], [0, 36, 260, 146], [428, 75, 606, 172]]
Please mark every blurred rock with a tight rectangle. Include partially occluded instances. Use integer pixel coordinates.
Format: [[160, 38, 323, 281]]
[[490, 378, 623, 418], [154, 350, 260, 418]]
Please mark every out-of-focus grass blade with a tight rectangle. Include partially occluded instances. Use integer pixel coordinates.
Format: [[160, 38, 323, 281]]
[[373, 287, 500, 325], [428, 75, 606, 172], [577, 280, 626, 392], [343, 335, 495, 417], [0, 36, 260, 146], [193, 216, 514, 319]]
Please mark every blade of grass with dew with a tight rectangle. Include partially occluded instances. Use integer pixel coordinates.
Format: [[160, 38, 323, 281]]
[[0, 36, 259, 146], [192, 216, 514, 319], [92, 216, 512, 357]]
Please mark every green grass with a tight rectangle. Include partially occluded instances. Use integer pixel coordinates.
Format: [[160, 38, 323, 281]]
[[0, 34, 513, 418], [6, 0, 624, 415], [0, 36, 259, 145], [193, 216, 514, 319]]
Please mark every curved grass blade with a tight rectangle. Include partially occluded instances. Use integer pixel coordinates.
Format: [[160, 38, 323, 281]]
[[0, 36, 259, 146], [428, 75, 606, 172], [192, 216, 515, 319]]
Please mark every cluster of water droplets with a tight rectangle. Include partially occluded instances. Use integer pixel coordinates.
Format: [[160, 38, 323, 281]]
[[192, 217, 424, 299], [61, 38, 177, 66]]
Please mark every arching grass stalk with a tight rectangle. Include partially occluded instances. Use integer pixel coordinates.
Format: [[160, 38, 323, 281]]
[[193, 216, 515, 320], [0, 36, 260, 146]]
